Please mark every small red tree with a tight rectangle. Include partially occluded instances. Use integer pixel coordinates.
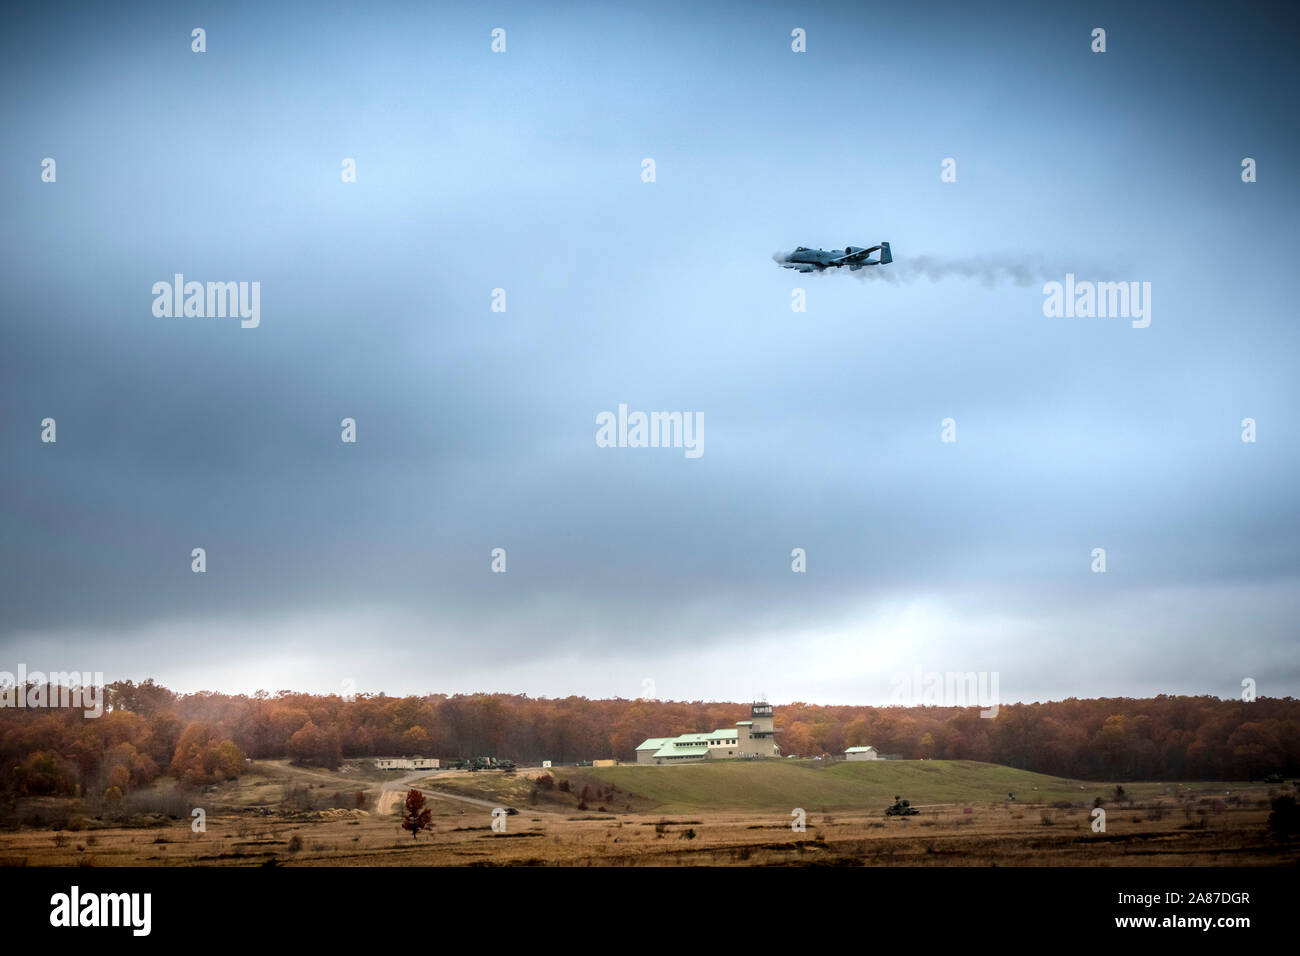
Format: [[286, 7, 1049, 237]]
[[401, 788, 432, 839]]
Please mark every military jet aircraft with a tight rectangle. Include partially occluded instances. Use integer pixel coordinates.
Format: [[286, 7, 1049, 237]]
[[778, 242, 892, 272]]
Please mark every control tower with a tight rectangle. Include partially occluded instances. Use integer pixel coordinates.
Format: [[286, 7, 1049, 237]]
[[750, 701, 775, 738], [736, 700, 779, 757]]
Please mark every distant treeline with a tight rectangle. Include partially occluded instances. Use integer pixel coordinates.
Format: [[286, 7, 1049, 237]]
[[1, 681, 1297, 800]]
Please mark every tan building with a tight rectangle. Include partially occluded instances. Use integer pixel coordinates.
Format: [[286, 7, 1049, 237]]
[[635, 702, 781, 765], [737, 701, 778, 757], [374, 757, 440, 770], [845, 746, 879, 761]]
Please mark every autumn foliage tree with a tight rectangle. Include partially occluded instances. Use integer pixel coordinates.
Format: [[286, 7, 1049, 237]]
[[401, 788, 432, 839], [3, 680, 1300, 793], [287, 719, 342, 769], [12, 750, 77, 795], [168, 721, 245, 787]]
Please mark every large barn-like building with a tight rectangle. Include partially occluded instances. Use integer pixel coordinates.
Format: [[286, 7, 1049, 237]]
[[635, 702, 780, 765]]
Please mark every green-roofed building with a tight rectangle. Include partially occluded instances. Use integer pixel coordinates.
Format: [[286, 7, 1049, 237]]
[[634, 702, 781, 764], [632, 737, 677, 764]]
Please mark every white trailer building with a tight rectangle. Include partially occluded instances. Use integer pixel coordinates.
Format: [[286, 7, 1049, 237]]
[[374, 757, 440, 770]]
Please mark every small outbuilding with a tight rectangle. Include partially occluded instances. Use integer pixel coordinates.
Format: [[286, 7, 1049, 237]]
[[844, 746, 879, 761]]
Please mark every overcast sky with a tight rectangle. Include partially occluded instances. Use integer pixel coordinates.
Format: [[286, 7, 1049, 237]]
[[2, 0, 1297, 705]]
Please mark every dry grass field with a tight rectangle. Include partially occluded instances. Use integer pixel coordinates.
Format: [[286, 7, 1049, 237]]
[[1, 759, 1294, 867]]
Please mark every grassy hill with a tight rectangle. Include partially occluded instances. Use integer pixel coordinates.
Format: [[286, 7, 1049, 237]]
[[560, 759, 1142, 812]]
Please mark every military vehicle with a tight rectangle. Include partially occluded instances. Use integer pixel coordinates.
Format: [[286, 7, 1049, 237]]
[[451, 756, 516, 771], [885, 795, 919, 817]]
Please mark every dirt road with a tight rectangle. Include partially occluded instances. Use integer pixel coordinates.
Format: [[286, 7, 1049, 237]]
[[373, 770, 502, 815]]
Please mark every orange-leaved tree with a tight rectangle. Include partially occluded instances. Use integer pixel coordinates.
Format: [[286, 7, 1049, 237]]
[[402, 788, 432, 839]]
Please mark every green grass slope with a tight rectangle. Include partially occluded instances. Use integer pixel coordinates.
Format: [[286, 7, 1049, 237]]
[[569, 759, 1133, 812]]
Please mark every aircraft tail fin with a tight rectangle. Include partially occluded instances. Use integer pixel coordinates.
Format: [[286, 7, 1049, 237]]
[[879, 241, 892, 265]]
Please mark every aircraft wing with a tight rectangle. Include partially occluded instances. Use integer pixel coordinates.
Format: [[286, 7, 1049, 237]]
[[829, 245, 881, 264]]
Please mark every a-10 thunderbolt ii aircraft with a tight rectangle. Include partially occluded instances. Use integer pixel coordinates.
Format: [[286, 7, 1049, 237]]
[[778, 241, 892, 272]]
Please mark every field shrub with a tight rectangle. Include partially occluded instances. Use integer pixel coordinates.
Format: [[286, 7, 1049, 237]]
[[123, 788, 192, 820], [1268, 794, 1300, 837]]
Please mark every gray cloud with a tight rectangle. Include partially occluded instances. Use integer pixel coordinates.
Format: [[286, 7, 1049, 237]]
[[1, 0, 1298, 700]]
